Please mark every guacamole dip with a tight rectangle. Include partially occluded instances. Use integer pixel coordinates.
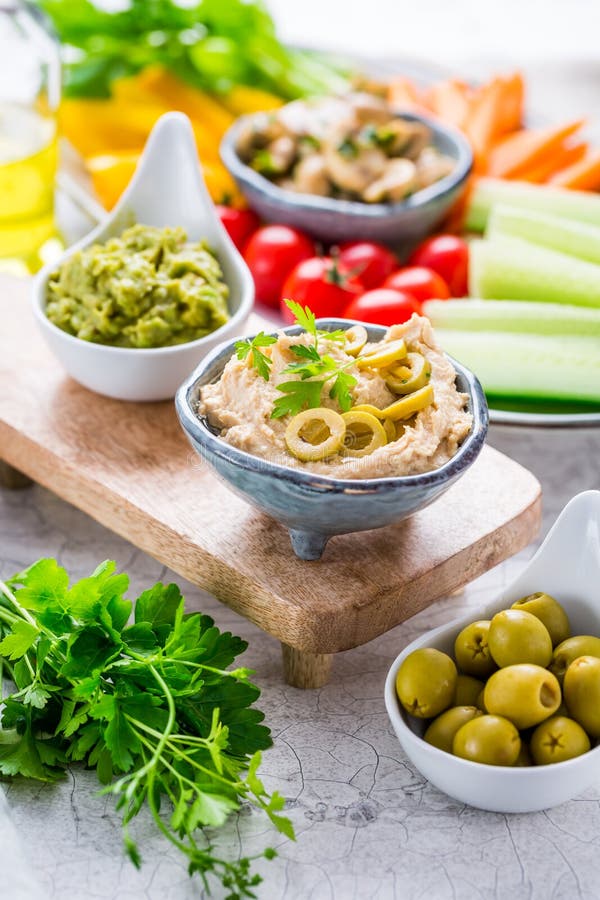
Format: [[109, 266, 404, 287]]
[[45, 224, 230, 348]]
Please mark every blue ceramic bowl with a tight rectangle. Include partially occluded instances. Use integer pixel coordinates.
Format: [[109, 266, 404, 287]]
[[175, 320, 488, 561], [220, 113, 473, 247]]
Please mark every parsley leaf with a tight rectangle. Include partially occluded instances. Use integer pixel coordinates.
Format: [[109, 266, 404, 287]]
[[0, 562, 293, 896], [271, 380, 324, 418], [283, 299, 317, 339], [330, 371, 358, 412], [235, 332, 277, 381]]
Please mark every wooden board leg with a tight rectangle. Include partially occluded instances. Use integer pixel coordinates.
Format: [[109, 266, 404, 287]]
[[0, 461, 32, 489], [281, 643, 333, 689]]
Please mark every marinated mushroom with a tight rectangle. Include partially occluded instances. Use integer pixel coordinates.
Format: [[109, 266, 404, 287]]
[[237, 91, 455, 204]]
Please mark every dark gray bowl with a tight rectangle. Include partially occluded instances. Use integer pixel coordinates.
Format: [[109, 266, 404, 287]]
[[220, 113, 473, 246], [175, 320, 488, 561]]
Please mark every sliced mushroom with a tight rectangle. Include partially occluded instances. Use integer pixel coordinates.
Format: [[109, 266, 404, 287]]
[[267, 136, 297, 174], [323, 121, 387, 194], [348, 92, 391, 125], [362, 158, 419, 203], [416, 147, 455, 188], [291, 155, 331, 196]]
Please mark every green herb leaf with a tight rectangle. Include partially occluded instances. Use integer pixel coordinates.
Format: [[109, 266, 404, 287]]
[[271, 380, 324, 418], [235, 332, 277, 381], [283, 300, 317, 339], [329, 371, 358, 412], [0, 620, 39, 660]]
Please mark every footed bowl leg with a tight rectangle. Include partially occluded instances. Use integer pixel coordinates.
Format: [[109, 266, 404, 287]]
[[288, 528, 329, 560]]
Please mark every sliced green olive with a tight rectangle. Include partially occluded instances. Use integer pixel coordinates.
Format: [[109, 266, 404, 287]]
[[352, 403, 386, 418], [380, 384, 435, 420], [285, 408, 346, 461], [384, 352, 432, 395], [340, 410, 387, 458], [344, 324, 368, 356], [356, 339, 407, 370], [383, 418, 397, 442]]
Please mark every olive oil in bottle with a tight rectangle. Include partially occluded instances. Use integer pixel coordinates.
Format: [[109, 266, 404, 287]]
[[0, 2, 61, 274], [0, 104, 59, 273]]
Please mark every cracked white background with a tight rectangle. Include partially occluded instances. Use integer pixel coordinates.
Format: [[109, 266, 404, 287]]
[[4, 1, 600, 894], [1, 422, 599, 900]]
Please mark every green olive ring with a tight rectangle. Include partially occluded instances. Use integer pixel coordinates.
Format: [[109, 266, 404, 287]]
[[344, 324, 368, 356], [384, 352, 432, 395], [356, 339, 407, 370], [340, 410, 387, 458], [284, 408, 346, 461]]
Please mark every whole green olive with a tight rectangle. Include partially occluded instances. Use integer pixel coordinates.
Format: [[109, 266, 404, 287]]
[[454, 620, 496, 678], [488, 609, 553, 668], [549, 635, 600, 683], [452, 714, 521, 766], [511, 592, 571, 646], [515, 743, 533, 766], [530, 715, 591, 765], [395, 648, 457, 718], [454, 674, 485, 707], [563, 655, 600, 737], [424, 706, 483, 753], [483, 663, 561, 729]]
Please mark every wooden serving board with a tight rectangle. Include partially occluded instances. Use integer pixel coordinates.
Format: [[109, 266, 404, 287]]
[[0, 278, 542, 687]]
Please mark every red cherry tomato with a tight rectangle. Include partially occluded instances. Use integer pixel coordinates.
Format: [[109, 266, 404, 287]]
[[336, 241, 398, 290], [281, 256, 365, 321], [344, 289, 421, 327], [244, 225, 316, 307], [408, 234, 469, 296], [383, 266, 450, 303], [216, 205, 260, 252]]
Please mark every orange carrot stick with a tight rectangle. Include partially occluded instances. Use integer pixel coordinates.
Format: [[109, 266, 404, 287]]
[[549, 150, 600, 190], [388, 77, 422, 111], [517, 142, 587, 183], [487, 120, 585, 178], [423, 79, 472, 130]]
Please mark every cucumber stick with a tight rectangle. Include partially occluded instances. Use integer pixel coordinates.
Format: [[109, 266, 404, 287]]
[[470, 237, 600, 308], [488, 205, 600, 265], [424, 299, 600, 337], [466, 177, 600, 232], [437, 330, 600, 402]]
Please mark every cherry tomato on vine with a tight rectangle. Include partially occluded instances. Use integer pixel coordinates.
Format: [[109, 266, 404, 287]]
[[336, 241, 398, 290], [383, 266, 450, 303], [244, 225, 316, 307], [216, 205, 260, 252], [281, 256, 365, 320], [408, 234, 469, 296], [344, 288, 421, 326]]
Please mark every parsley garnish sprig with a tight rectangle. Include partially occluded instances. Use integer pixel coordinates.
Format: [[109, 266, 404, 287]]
[[235, 331, 277, 380], [271, 300, 357, 419], [0, 560, 293, 897]]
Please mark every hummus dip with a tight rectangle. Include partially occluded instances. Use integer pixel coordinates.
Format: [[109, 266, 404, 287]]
[[199, 314, 472, 480]]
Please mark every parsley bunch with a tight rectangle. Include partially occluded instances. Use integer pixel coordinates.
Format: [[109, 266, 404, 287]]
[[0, 559, 293, 898], [235, 301, 358, 419]]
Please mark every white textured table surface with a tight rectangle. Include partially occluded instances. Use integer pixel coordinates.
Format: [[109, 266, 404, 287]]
[[5, 3, 600, 894], [1, 424, 599, 900]]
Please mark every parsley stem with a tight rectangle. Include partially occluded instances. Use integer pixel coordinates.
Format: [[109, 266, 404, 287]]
[[125, 664, 176, 785], [0, 578, 37, 628]]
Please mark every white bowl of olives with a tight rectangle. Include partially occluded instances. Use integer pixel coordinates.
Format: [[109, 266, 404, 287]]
[[384, 490, 600, 813]]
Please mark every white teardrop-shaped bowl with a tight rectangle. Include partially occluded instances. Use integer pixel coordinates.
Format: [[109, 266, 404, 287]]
[[31, 112, 254, 401], [384, 490, 600, 813]]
